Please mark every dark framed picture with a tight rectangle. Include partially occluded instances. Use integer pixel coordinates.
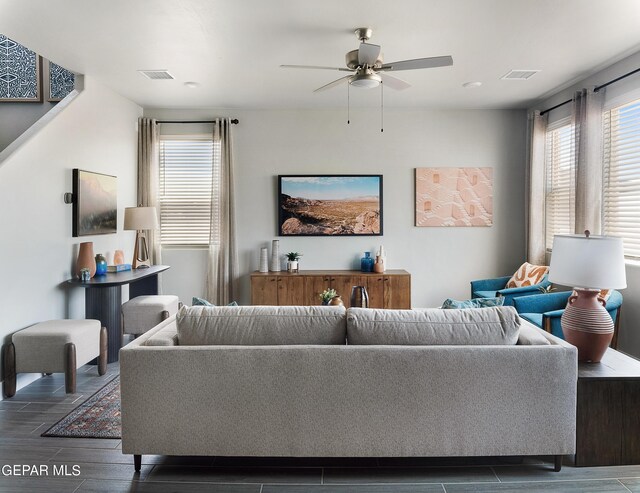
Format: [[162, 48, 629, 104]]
[[0, 34, 42, 102], [278, 175, 383, 236], [72, 169, 117, 237]]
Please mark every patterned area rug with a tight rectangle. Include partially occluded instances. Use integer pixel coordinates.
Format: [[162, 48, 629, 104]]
[[42, 376, 121, 439]]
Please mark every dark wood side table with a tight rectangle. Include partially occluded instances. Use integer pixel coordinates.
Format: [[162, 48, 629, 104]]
[[576, 348, 640, 466], [67, 265, 170, 363]]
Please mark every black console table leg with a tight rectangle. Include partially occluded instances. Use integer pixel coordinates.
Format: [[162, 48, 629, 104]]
[[86, 285, 122, 363]]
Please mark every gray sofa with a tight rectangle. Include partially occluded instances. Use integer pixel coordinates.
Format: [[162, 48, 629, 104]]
[[120, 305, 577, 472]]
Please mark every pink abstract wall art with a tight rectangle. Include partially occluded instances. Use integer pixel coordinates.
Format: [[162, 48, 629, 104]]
[[415, 167, 493, 227]]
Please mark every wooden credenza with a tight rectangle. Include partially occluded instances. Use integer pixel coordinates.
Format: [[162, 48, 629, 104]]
[[250, 269, 411, 309]]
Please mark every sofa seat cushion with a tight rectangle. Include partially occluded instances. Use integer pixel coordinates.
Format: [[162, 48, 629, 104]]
[[346, 306, 520, 345], [176, 305, 346, 346]]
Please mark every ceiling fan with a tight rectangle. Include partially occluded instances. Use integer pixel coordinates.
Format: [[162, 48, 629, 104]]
[[281, 27, 453, 92]]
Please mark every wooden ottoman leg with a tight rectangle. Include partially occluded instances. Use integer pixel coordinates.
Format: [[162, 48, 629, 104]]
[[98, 327, 107, 376], [2, 343, 16, 398], [134, 454, 142, 472], [65, 342, 76, 394], [161, 310, 170, 321]]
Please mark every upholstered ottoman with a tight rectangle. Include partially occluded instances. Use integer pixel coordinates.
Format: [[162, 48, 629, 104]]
[[122, 295, 180, 337], [2, 319, 107, 398]]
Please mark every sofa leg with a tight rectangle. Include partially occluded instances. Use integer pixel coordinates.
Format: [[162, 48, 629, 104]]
[[2, 343, 16, 398], [134, 454, 141, 472], [65, 343, 76, 394], [98, 326, 107, 376], [554, 455, 562, 472]]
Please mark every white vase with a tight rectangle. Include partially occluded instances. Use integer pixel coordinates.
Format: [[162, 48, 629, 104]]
[[259, 247, 269, 273], [270, 240, 280, 272]]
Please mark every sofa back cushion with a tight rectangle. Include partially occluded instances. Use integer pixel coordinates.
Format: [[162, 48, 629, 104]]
[[346, 306, 520, 345], [176, 305, 346, 346]]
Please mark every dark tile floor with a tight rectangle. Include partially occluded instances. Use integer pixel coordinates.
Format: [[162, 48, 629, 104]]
[[1, 364, 639, 493]]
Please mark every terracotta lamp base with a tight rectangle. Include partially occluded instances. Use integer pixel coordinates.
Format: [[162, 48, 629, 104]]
[[561, 288, 614, 363]]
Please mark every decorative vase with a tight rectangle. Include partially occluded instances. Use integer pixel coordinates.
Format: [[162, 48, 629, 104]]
[[373, 255, 385, 273], [328, 295, 344, 307], [95, 254, 108, 276], [259, 247, 269, 273], [361, 252, 374, 272], [113, 249, 125, 265], [350, 286, 369, 308], [561, 288, 614, 363], [76, 242, 96, 278], [270, 240, 281, 272]]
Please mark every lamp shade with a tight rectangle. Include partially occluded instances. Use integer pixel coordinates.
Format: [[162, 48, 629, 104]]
[[124, 206, 159, 231], [548, 234, 626, 289]]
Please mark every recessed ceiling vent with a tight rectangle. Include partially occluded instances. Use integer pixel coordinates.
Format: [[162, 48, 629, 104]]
[[501, 69, 540, 81], [138, 70, 174, 80]]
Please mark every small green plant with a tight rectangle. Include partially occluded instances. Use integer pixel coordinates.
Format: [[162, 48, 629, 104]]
[[319, 288, 338, 304], [538, 284, 556, 294], [286, 252, 302, 261]]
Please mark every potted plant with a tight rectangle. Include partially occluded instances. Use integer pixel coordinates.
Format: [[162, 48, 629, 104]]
[[285, 252, 302, 273], [319, 288, 338, 305]]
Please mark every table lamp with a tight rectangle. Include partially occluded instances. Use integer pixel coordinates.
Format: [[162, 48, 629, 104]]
[[124, 206, 159, 269], [548, 231, 626, 362]]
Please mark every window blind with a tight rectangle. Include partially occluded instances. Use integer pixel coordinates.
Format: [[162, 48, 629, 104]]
[[603, 99, 640, 259], [159, 137, 220, 246], [544, 120, 575, 250]]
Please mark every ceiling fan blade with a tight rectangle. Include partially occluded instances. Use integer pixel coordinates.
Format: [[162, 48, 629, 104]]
[[358, 43, 381, 65], [313, 75, 352, 93], [280, 64, 353, 72], [379, 55, 453, 72], [379, 73, 411, 90]]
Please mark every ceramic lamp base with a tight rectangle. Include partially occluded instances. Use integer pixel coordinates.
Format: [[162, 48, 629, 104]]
[[561, 288, 614, 363]]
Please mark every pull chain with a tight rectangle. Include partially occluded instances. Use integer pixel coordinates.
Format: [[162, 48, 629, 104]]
[[347, 83, 350, 125], [380, 80, 384, 132]]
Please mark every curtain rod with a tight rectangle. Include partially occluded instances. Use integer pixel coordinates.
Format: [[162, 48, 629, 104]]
[[540, 66, 640, 116], [155, 119, 239, 124]]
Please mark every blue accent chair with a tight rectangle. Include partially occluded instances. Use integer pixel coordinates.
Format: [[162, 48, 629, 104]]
[[513, 290, 623, 347], [470, 275, 552, 306]]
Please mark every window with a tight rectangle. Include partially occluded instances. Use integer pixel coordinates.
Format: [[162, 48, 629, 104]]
[[544, 119, 575, 250], [603, 99, 640, 259], [159, 136, 221, 246]]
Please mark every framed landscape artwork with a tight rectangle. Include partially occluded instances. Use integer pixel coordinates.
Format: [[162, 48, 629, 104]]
[[72, 169, 118, 237], [415, 167, 493, 227], [278, 175, 383, 236]]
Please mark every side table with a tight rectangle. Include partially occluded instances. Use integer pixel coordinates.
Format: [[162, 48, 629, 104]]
[[576, 347, 640, 466]]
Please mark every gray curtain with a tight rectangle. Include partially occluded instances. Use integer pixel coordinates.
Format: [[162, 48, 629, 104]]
[[525, 110, 548, 265], [137, 117, 161, 266], [205, 118, 239, 304], [573, 87, 605, 236]]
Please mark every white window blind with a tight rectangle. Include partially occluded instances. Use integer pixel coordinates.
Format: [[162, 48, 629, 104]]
[[544, 119, 575, 250], [603, 99, 640, 259], [159, 136, 221, 246]]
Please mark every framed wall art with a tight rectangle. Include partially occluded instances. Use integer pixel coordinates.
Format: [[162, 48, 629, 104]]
[[278, 175, 383, 236], [45, 59, 75, 102], [0, 34, 42, 102], [72, 169, 118, 237], [415, 167, 493, 227]]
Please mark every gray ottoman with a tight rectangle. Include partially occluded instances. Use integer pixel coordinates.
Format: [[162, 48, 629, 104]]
[[122, 295, 180, 336], [2, 319, 107, 398]]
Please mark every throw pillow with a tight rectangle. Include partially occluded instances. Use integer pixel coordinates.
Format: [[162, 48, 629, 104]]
[[441, 297, 505, 309], [192, 297, 239, 307], [506, 262, 549, 288]]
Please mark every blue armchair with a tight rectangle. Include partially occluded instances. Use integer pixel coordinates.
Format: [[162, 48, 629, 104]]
[[513, 290, 623, 347], [470, 275, 552, 306]]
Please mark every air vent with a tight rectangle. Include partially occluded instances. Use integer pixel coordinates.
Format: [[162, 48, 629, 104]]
[[138, 70, 174, 80], [501, 69, 540, 81]]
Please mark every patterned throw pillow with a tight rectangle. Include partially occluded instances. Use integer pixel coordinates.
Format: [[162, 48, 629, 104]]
[[506, 262, 549, 288], [442, 297, 505, 309], [192, 297, 239, 307]]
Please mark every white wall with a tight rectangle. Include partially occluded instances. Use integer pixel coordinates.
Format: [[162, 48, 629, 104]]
[[0, 76, 141, 392], [533, 50, 640, 357], [146, 107, 527, 309]]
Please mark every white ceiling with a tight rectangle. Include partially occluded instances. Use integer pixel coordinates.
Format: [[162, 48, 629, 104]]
[[2, 0, 640, 110]]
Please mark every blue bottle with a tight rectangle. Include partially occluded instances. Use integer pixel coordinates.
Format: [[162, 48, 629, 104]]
[[361, 252, 374, 273], [95, 254, 108, 275]]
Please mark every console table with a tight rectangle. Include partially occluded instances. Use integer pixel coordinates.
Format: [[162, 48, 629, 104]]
[[576, 347, 640, 466], [67, 265, 169, 363]]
